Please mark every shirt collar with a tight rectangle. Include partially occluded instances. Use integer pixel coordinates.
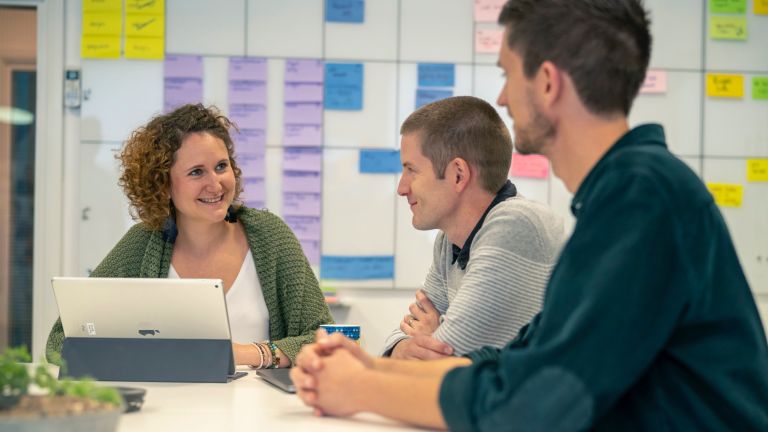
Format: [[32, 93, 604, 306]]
[[451, 180, 517, 270], [570, 123, 667, 217]]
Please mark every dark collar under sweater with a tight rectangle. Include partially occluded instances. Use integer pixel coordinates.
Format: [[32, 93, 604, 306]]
[[451, 180, 517, 270]]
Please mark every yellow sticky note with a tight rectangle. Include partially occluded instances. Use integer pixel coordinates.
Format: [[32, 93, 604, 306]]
[[747, 160, 768, 182], [126, 0, 165, 15], [126, 14, 165, 37], [706, 74, 744, 98], [707, 183, 743, 207], [81, 36, 120, 59], [709, 16, 747, 40], [82, 0, 122, 12], [755, 0, 768, 15], [82, 12, 122, 36], [125, 37, 164, 60]]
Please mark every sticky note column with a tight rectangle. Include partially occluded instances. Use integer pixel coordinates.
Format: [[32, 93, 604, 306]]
[[415, 63, 455, 109], [283, 60, 325, 265], [229, 58, 268, 210], [125, 0, 165, 60], [474, 0, 505, 54], [81, 0, 122, 59], [163, 55, 203, 113]]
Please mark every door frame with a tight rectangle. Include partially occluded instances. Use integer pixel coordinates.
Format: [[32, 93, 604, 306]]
[[0, 0, 65, 358]]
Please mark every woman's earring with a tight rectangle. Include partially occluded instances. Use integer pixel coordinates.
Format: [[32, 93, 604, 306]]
[[224, 205, 238, 223]]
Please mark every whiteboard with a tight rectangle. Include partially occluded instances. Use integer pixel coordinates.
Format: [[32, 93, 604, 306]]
[[75, 0, 768, 298]]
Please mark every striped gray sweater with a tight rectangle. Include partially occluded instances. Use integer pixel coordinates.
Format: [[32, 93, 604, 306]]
[[383, 196, 565, 356]]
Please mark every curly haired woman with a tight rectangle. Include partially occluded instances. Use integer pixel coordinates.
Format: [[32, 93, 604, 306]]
[[46, 104, 333, 368]]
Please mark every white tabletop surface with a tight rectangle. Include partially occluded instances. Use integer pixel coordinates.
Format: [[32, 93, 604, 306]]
[[107, 367, 423, 431]]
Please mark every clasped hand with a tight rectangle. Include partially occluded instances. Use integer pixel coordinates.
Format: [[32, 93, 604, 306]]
[[290, 329, 373, 417], [400, 289, 441, 336]]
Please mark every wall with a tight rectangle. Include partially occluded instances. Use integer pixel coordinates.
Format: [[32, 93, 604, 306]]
[[52, 0, 768, 354]]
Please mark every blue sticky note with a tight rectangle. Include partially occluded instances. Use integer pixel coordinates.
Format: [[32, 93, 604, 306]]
[[418, 63, 455, 87], [415, 88, 453, 109], [326, 0, 365, 23], [325, 63, 364, 110], [359, 150, 402, 174], [321, 256, 395, 280]]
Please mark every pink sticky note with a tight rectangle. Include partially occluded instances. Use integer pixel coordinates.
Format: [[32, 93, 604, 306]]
[[640, 70, 667, 94], [475, 29, 503, 54], [474, 0, 506, 22], [510, 153, 549, 179]]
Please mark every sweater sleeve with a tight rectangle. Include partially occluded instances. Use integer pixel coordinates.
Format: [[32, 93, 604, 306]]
[[261, 213, 333, 362], [380, 232, 449, 356], [431, 205, 555, 355], [439, 174, 690, 431], [45, 223, 151, 363]]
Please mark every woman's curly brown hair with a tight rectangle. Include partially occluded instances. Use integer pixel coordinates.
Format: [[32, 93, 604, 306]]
[[118, 104, 243, 230]]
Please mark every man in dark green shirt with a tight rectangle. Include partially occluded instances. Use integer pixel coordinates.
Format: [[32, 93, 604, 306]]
[[291, 0, 768, 429]]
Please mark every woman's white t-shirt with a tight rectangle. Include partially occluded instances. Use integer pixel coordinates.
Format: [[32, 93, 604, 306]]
[[168, 250, 270, 343]]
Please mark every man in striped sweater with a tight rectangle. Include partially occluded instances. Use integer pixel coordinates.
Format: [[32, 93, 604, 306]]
[[382, 95, 564, 360]]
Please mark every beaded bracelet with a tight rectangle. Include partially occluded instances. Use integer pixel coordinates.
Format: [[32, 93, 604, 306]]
[[251, 342, 266, 369], [267, 342, 280, 369]]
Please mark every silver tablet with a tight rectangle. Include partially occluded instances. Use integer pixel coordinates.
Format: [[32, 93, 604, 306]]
[[51, 277, 232, 340], [256, 368, 296, 393]]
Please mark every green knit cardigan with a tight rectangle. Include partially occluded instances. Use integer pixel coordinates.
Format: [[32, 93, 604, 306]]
[[46, 207, 333, 363]]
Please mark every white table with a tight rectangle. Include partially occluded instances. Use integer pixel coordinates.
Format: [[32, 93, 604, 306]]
[[109, 367, 422, 431]]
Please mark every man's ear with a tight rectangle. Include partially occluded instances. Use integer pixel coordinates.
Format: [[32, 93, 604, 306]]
[[447, 158, 471, 192], [537, 60, 563, 110]]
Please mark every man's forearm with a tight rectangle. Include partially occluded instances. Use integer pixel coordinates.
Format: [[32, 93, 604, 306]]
[[353, 368, 449, 429], [372, 355, 471, 377]]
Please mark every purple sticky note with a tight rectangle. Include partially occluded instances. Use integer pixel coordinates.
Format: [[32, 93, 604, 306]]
[[284, 147, 323, 171], [242, 176, 266, 202], [244, 199, 266, 209], [230, 104, 267, 129], [284, 102, 323, 125], [164, 78, 203, 112], [300, 239, 321, 265], [285, 82, 324, 102], [284, 124, 322, 147], [285, 59, 324, 83], [233, 128, 266, 150], [165, 55, 203, 79], [238, 152, 266, 177], [229, 81, 267, 105], [285, 216, 322, 240], [283, 192, 322, 217], [283, 171, 322, 193], [229, 57, 267, 81]]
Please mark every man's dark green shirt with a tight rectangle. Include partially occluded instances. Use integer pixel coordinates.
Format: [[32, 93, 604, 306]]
[[440, 124, 768, 430]]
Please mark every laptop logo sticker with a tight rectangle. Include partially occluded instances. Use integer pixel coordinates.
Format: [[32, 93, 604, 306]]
[[81, 322, 96, 336], [138, 329, 160, 336]]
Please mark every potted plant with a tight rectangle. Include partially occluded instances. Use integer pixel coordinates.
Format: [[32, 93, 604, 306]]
[[0, 346, 122, 432]]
